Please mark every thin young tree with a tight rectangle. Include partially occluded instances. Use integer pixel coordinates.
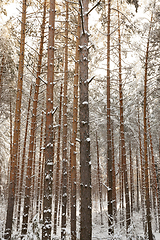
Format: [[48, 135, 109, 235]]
[[129, 141, 134, 215], [54, 84, 63, 235], [17, 84, 33, 230], [70, 10, 80, 240], [96, 132, 103, 225], [111, 124, 117, 223], [136, 151, 140, 212], [61, 1, 69, 239], [106, 0, 113, 234], [36, 111, 44, 215], [117, 1, 130, 231], [4, 0, 27, 238], [79, 0, 92, 238]]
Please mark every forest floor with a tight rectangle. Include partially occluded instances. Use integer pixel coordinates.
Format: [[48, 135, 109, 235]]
[[1, 199, 160, 239]]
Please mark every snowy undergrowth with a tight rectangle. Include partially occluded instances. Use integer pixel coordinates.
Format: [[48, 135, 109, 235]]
[[1, 205, 160, 239]]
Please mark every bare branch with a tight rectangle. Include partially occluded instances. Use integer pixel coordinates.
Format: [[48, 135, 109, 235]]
[[86, 0, 101, 16], [79, 0, 85, 35]]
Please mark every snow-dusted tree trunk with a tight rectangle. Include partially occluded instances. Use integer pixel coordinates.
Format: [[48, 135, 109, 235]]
[[36, 111, 44, 215], [42, 0, 55, 238], [117, 1, 130, 231], [4, 1, 27, 238], [54, 84, 63, 235], [79, 0, 92, 238], [111, 124, 117, 223], [0, 56, 4, 102], [136, 151, 140, 212], [129, 141, 135, 215], [106, 0, 113, 234], [17, 84, 32, 230], [61, 2, 69, 239], [96, 132, 103, 225], [137, 108, 147, 233], [148, 117, 160, 230], [143, 12, 154, 240], [70, 11, 80, 240]]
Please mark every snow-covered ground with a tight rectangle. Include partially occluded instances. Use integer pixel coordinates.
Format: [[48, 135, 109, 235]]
[[1, 198, 160, 240]]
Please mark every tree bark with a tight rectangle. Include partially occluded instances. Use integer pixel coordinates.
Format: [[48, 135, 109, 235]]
[[22, 1, 47, 235], [61, 2, 69, 239], [106, 0, 113, 234], [117, 1, 130, 231], [70, 10, 80, 240], [42, 0, 55, 238], [54, 84, 63, 235], [17, 84, 32, 230], [143, 13, 154, 240], [96, 132, 103, 225], [79, 0, 92, 238]]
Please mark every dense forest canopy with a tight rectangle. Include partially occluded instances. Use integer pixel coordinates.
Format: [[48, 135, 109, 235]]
[[0, 0, 160, 239]]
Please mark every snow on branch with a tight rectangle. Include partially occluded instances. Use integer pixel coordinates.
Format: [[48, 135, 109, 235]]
[[86, 0, 101, 16], [84, 75, 95, 84]]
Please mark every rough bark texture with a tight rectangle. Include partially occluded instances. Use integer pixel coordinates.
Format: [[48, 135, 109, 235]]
[[79, 0, 92, 238], [42, 0, 55, 238], [4, 1, 27, 238]]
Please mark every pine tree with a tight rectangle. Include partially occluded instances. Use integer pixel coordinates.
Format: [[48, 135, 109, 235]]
[[4, 0, 27, 238], [79, 0, 92, 238]]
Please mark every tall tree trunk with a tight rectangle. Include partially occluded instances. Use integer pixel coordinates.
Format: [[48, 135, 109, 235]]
[[129, 141, 134, 215], [137, 108, 147, 234], [22, 1, 47, 235], [70, 11, 80, 240], [42, 0, 55, 238], [4, 1, 27, 238], [148, 117, 160, 231], [117, 1, 130, 231], [96, 132, 103, 225], [136, 151, 140, 212], [106, 0, 113, 234], [111, 124, 116, 223], [36, 111, 44, 216], [61, 2, 69, 239], [54, 84, 63, 235], [0, 56, 4, 103], [143, 13, 154, 240], [17, 84, 32, 230], [79, 0, 92, 238]]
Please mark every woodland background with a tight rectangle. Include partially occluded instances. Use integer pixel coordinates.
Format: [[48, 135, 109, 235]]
[[0, 0, 160, 239]]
